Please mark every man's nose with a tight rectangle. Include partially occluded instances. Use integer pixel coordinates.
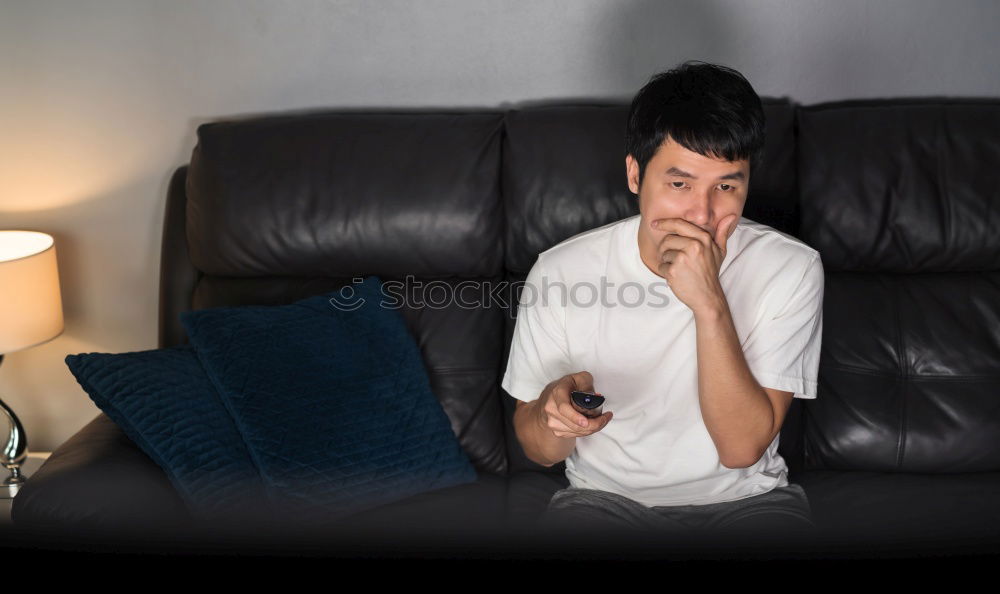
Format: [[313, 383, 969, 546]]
[[686, 193, 713, 224]]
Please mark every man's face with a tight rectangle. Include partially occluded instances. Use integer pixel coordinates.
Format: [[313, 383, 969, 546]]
[[626, 135, 749, 246]]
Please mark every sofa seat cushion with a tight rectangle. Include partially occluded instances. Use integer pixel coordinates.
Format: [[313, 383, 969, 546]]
[[10, 413, 193, 540], [796, 469, 1000, 550], [10, 411, 508, 555], [252, 471, 510, 554], [504, 470, 568, 530]]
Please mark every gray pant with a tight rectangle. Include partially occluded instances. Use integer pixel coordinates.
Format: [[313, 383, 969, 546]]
[[537, 483, 817, 542]]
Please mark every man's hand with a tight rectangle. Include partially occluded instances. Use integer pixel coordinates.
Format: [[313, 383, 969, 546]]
[[649, 214, 739, 315], [536, 371, 613, 438]]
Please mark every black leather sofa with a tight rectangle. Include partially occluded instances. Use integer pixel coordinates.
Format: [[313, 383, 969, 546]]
[[7, 99, 1000, 560]]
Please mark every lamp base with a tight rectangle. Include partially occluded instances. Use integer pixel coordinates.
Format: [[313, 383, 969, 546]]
[[1, 466, 26, 499]]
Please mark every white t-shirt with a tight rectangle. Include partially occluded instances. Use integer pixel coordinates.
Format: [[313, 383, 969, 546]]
[[501, 214, 824, 507]]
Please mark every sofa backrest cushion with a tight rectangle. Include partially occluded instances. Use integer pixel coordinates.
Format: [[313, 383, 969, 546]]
[[185, 111, 505, 278], [798, 100, 1000, 272]]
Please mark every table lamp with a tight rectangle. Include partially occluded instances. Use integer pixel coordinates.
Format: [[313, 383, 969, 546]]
[[0, 230, 64, 498]]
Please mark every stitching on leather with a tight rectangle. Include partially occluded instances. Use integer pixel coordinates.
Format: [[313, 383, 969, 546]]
[[891, 279, 908, 470]]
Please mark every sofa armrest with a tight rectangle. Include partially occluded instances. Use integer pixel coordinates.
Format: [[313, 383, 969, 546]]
[[11, 412, 193, 540]]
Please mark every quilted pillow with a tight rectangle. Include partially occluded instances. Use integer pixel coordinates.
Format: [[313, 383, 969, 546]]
[[179, 275, 477, 527], [64, 344, 273, 525]]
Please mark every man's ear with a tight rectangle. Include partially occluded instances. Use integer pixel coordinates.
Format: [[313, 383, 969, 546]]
[[626, 154, 640, 194]]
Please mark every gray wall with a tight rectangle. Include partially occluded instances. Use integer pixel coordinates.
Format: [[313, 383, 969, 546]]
[[1, 0, 998, 451]]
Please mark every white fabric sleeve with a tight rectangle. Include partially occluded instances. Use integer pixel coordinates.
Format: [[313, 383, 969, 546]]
[[501, 255, 574, 403], [743, 253, 825, 400]]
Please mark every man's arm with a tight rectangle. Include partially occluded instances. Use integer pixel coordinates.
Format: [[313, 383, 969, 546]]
[[694, 300, 792, 468], [513, 399, 578, 467], [648, 219, 821, 469], [693, 251, 823, 468]]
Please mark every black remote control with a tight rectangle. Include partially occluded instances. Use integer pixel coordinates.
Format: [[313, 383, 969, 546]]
[[570, 390, 606, 418]]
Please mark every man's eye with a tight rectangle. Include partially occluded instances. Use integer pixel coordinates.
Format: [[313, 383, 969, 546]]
[[671, 181, 686, 189], [720, 184, 733, 191]]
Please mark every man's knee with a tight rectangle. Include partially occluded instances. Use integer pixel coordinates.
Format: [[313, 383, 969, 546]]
[[538, 488, 661, 538], [710, 509, 818, 542]]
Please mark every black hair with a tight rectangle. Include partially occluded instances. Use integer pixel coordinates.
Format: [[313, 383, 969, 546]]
[[625, 60, 766, 190]]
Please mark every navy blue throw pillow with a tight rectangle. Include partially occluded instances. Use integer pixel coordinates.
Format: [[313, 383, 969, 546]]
[[179, 275, 477, 526], [65, 344, 273, 524]]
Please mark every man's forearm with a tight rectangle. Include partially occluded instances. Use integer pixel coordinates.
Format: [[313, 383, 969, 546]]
[[693, 294, 775, 468], [514, 400, 577, 467]]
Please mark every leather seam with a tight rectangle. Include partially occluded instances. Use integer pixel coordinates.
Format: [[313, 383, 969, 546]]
[[892, 281, 908, 470], [822, 363, 1000, 382]]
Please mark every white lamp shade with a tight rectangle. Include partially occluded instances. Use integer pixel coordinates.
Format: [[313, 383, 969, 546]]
[[0, 231, 65, 354]]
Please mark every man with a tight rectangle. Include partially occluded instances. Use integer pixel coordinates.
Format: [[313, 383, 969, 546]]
[[501, 61, 824, 543]]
